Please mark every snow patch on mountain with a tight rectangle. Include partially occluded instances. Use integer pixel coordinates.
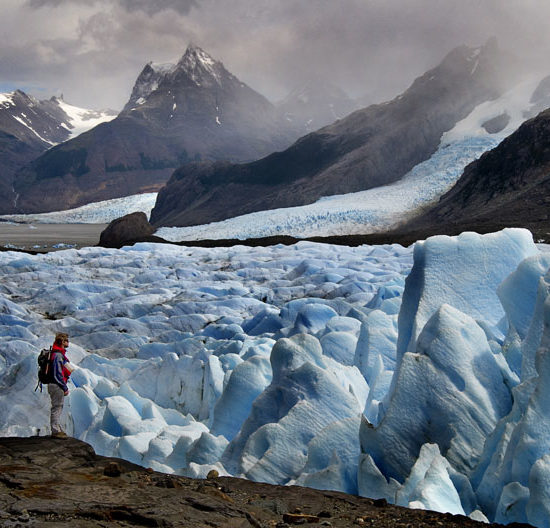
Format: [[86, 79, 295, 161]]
[[56, 99, 117, 139], [441, 75, 544, 145], [11, 115, 56, 146], [0, 93, 15, 107]]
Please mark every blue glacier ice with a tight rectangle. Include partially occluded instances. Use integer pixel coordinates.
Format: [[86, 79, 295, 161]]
[[2, 229, 550, 526]]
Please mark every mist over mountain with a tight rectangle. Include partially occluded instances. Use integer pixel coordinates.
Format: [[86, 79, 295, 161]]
[[8, 45, 299, 215], [150, 38, 519, 227], [277, 78, 359, 134]]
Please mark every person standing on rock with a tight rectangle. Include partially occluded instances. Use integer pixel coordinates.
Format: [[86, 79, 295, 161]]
[[48, 332, 73, 438]]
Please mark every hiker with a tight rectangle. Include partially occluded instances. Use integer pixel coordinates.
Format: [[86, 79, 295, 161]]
[[48, 332, 73, 438]]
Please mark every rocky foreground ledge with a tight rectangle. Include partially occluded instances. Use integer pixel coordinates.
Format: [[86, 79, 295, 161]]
[[0, 437, 529, 528]]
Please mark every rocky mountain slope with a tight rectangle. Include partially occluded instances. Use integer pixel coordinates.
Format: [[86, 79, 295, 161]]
[[0, 436, 524, 528], [150, 38, 518, 227], [10, 45, 297, 214], [0, 91, 115, 212], [397, 101, 550, 240]]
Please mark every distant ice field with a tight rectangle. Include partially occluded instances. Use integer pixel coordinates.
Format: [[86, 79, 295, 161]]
[[158, 75, 543, 241], [0, 193, 157, 225]]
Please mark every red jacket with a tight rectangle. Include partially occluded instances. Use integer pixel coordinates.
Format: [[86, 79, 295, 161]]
[[51, 343, 71, 392]]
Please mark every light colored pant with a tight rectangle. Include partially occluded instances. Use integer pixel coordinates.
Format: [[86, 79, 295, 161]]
[[48, 384, 65, 434]]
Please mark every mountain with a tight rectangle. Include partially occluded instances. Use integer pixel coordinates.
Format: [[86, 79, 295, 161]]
[[277, 77, 358, 133], [0, 91, 116, 212], [150, 38, 520, 228], [9, 44, 298, 214], [399, 97, 550, 240]]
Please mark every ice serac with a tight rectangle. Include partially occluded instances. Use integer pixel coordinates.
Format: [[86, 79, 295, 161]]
[[396, 228, 538, 362], [221, 333, 365, 484], [294, 415, 362, 495], [151, 38, 519, 227], [360, 303, 513, 486], [210, 355, 272, 441], [11, 44, 297, 214], [473, 263, 550, 525]]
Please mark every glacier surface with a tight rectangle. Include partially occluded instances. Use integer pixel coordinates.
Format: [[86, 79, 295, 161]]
[[2, 228, 550, 526]]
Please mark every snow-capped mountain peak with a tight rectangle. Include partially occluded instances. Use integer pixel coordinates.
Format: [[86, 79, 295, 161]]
[[123, 61, 177, 111], [123, 45, 229, 111], [0, 89, 116, 147], [176, 43, 226, 86]]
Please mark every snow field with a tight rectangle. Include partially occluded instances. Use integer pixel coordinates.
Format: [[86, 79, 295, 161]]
[[3, 228, 550, 525], [56, 99, 117, 139]]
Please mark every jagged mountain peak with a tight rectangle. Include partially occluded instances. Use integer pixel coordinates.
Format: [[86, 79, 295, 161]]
[[395, 37, 515, 111], [123, 60, 177, 111], [123, 45, 232, 112], [174, 43, 228, 86]]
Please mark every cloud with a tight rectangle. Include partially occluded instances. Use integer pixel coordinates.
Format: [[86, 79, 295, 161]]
[[4, 0, 550, 110], [26, 0, 198, 15]]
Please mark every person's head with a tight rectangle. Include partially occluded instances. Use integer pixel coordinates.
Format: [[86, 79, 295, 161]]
[[54, 332, 69, 348]]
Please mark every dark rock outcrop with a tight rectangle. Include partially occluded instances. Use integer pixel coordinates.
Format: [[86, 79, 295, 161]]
[[11, 45, 298, 215], [150, 38, 518, 227], [99, 211, 155, 248], [0, 436, 526, 528], [399, 107, 550, 241]]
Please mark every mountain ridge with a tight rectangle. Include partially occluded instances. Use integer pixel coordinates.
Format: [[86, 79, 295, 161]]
[[150, 38, 519, 227], [8, 45, 299, 214]]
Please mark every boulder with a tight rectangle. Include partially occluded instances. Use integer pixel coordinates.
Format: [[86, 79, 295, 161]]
[[99, 212, 155, 248]]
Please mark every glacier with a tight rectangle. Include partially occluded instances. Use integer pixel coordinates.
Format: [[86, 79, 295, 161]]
[[2, 227, 550, 526], [1, 75, 545, 241]]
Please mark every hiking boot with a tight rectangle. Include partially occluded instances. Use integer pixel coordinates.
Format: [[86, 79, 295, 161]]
[[51, 431, 68, 439]]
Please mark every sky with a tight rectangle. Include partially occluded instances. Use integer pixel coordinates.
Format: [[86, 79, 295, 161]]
[[0, 0, 549, 111]]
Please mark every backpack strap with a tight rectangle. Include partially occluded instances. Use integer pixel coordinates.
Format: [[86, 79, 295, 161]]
[[35, 347, 53, 392]]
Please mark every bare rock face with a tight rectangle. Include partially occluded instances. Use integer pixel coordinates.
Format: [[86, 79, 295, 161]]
[[99, 211, 155, 248], [0, 436, 525, 528]]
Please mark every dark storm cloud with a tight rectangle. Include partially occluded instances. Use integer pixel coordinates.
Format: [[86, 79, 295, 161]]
[[26, 0, 198, 15], [5, 0, 550, 110], [198, 0, 550, 103]]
